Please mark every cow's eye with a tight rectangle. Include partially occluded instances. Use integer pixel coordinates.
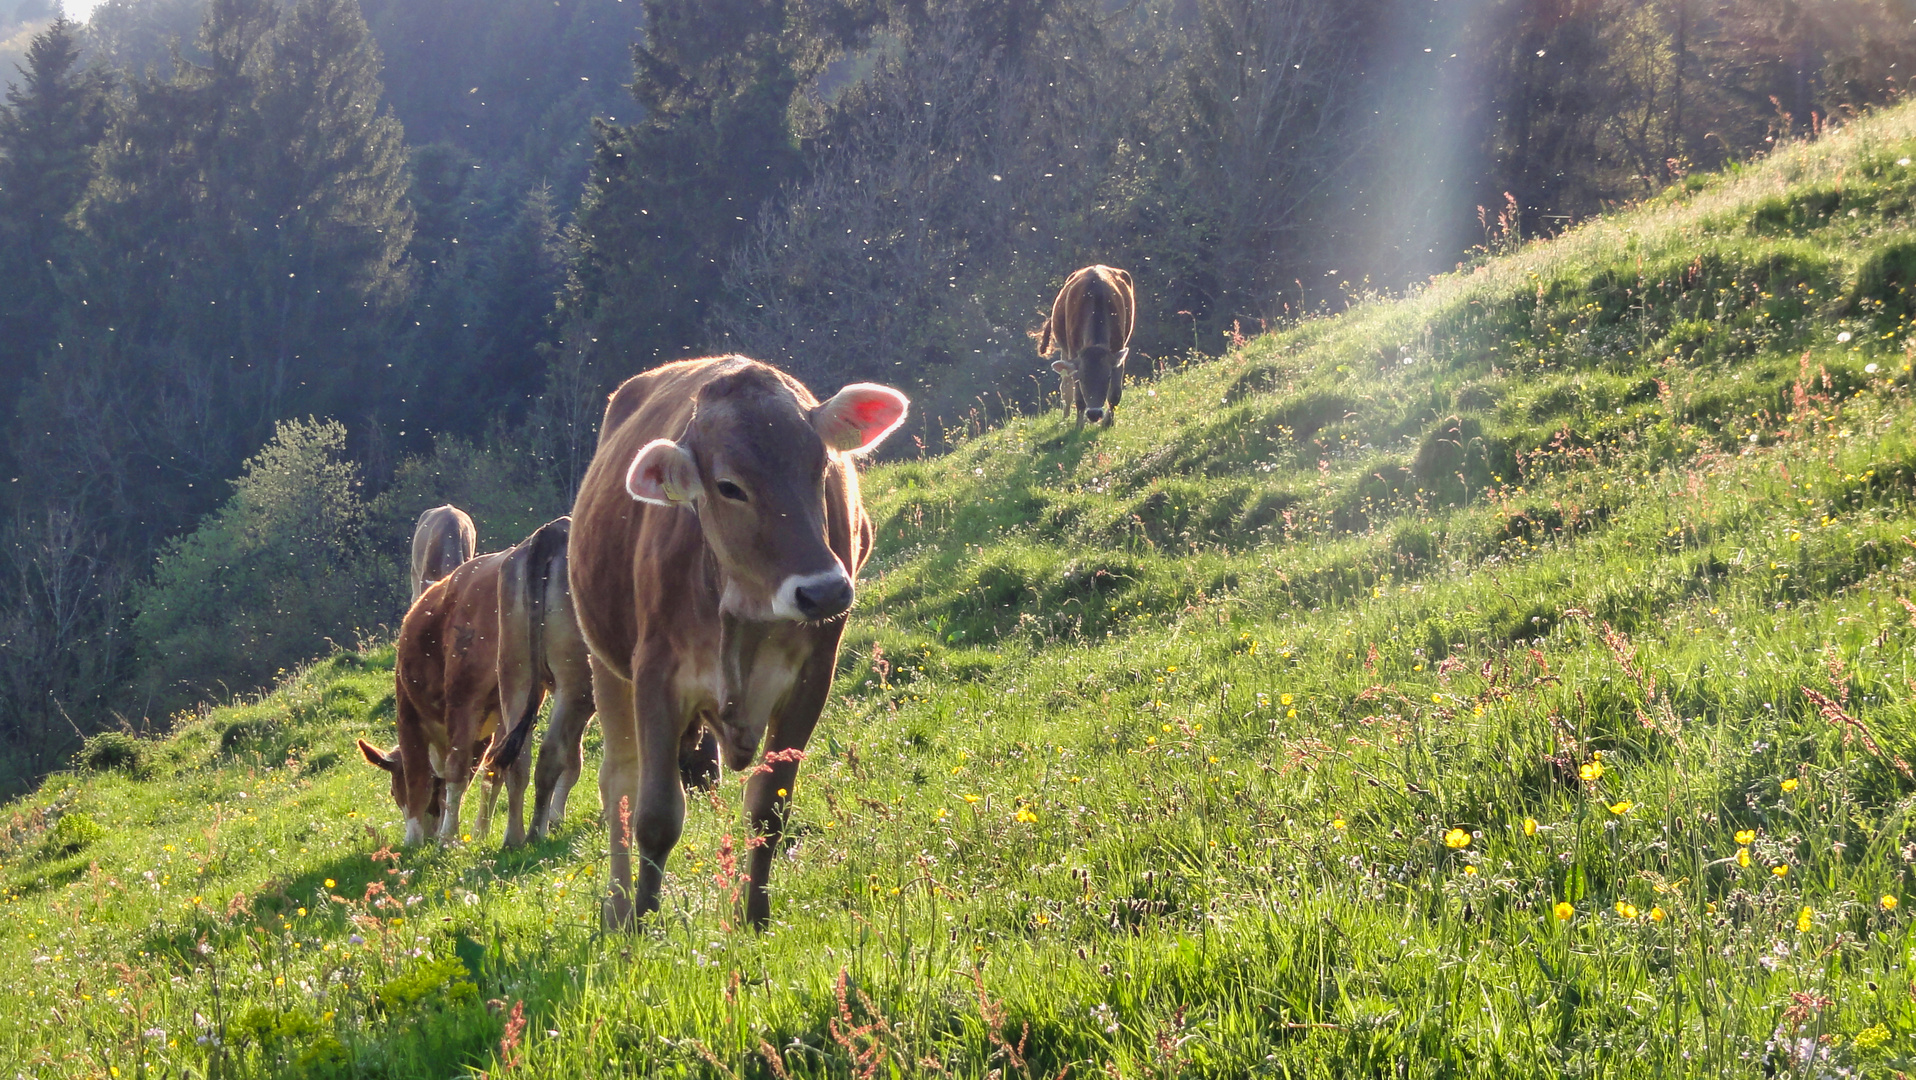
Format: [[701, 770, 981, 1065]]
[[715, 480, 749, 502]]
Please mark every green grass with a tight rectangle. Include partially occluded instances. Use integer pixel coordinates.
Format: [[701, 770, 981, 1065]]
[[17, 106, 1916, 1078]]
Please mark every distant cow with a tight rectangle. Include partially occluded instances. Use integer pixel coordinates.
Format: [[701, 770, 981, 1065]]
[[410, 504, 476, 603], [1039, 265, 1136, 427], [359, 518, 593, 848], [571, 356, 907, 930]]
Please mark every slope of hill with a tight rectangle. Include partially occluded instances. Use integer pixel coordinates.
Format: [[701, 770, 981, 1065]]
[[10, 104, 1916, 1077]]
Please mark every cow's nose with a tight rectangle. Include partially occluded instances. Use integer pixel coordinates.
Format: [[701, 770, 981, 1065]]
[[1085, 407, 1105, 423], [794, 575, 854, 620]]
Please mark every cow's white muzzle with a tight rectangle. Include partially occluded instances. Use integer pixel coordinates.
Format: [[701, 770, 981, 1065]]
[[773, 568, 855, 621]]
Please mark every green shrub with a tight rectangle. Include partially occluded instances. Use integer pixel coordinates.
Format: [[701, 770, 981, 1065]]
[[39, 812, 102, 857], [74, 731, 148, 776], [133, 419, 398, 719]]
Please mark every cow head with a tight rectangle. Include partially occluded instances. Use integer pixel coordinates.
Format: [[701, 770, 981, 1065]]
[[357, 739, 443, 843], [625, 366, 907, 623], [1053, 345, 1126, 424]]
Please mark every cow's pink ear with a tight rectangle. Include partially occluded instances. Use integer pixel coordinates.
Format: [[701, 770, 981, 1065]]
[[626, 439, 701, 505], [358, 739, 398, 773], [1051, 359, 1073, 375], [814, 383, 910, 455]]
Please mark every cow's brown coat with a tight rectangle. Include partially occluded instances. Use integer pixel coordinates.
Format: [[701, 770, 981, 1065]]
[[569, 356, 907, 929], [1038, 264, 1136, 427], [360, 518, 594, 848]]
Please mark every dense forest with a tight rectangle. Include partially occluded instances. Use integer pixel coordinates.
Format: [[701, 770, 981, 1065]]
[[0, 0, 1912, 791]]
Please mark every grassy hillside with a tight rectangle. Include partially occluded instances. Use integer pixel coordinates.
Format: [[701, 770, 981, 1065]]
[[14, 104, 1916, 1078]]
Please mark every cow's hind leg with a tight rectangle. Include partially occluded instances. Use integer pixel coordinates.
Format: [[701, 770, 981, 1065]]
[[532, 685, 592, 840], [501, 733, 532, 848]]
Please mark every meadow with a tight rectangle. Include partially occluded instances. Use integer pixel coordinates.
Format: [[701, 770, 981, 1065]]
[[12, 102, 1916, 1078]]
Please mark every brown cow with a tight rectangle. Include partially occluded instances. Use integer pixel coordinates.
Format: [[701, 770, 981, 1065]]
[[1038, 264, 1136, 427], [358, 519, 589, 847], [410, 504, 476, 603], [486, 516, 596, 842], [570, 356, 907, 929]]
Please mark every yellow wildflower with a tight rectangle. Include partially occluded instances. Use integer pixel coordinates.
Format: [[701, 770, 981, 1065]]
[[962, 794, 980, 804], [1553, 901, 1574, 921], [1615, 901, 1639, 920], [1579, 760, 1605, 782], [1781, 777, 1799, 792], [1523, 818, 1538, 837], [1608, 800, 1633, 815], [1797, 906, 1814, 932], [1773, 864, 1789, 878], [1737, 847, 1751, 868], [1443, 828, 1471, 849], [1734, 829, 1755, 845], [1331, 818, 1346, 829], [1649, 907, 1666, 922], [323, 879, 335, 889], [1882, 895, 1899, 911]]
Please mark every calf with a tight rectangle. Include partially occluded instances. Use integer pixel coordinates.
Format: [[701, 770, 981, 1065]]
[[410, 504, 476, 603], [1038, 265, 1136, 427], [570, 356, 907, 929], [359, 519, 593, 847]]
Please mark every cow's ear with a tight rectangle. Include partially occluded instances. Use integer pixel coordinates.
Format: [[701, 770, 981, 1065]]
[[1114, 347, 1129, 368], [1050, 358, 1073, 375], [358, 739, 398, 773], [814, 383, 910, 455], [626, 439, 701, 505]]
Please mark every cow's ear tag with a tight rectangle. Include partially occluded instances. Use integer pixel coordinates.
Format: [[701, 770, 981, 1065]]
[[626, 439, 701, 505], [814, 383, 910, 455]]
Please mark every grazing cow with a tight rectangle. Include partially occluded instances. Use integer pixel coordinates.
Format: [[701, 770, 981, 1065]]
[[1038, 264, 1136, 427], [410, 504, 477, 603], [359, 519, 592, 848], [570, 356, 907, 929]]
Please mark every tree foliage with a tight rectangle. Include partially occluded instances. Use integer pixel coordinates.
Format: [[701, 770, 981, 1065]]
[[132, 418, 392, 718]]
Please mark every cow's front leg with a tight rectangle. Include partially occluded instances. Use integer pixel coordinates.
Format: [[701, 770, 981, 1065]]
[[436, 736, 475, 844], [599, 655, 686, 929], [743, 641, 839, 929]]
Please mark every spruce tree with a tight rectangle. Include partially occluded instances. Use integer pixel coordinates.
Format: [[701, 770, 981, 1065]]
[[0, 15, 110, 439], [475, 183, 566, 420], [567, 0, 815, 368], [17, 0, 413, 548]]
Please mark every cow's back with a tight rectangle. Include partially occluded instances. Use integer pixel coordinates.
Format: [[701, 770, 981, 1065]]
[[1047, 265, 1136, 358], [411, 505, 477, 602]]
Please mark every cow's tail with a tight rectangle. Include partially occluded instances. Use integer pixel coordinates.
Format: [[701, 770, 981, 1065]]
[[483, 518, 568, 773]]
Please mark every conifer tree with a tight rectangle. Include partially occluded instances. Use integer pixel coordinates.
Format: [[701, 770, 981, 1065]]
[[474, 183, 566, 419], [568, 0, 844, 368], [0, 15, 110, 437], [17, 0, 413, 547]]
